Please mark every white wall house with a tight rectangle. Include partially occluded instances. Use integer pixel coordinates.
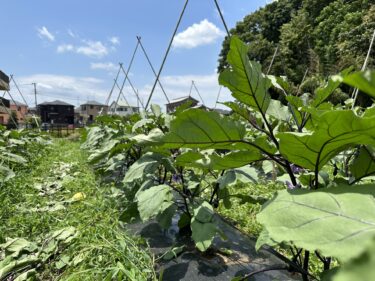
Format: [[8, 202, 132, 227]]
[[109, 100, 139, 116]]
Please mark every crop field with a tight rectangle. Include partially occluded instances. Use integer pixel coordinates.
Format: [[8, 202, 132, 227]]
[[1, 1, 375, 281]]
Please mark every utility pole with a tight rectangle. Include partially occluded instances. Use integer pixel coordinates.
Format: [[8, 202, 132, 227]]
[[32, 83, 37, 107]]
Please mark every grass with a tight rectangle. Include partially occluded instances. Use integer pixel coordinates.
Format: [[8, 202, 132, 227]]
[[0, 139, 156, 280], [218, 181, 283, 238]]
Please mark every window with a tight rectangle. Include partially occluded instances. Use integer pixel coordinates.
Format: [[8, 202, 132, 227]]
[[90, 105, 94, 109], [82, 106, 86, 111]]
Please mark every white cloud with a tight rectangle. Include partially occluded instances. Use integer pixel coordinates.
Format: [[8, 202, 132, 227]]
[[67, 29, 77, 38], [37, 26, 55, 42], [76, 41, 108, 58], [57, 44, 74, 53], [173, 19, 225, 49], [90, 62, 118, 72], [56, 40, 109, 58], [14, 74, 109, 106], [10, 72, 231, 111], [109, 36, 120, 45]]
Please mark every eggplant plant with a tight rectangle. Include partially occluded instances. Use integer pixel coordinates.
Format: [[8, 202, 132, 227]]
[[116, 36, 375, 280], [82, 36, 375, 280]]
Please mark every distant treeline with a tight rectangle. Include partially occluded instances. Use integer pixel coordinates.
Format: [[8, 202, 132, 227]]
[[218, 0, 374, 99]]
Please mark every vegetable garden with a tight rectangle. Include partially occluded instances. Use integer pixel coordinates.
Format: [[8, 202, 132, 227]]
[[1, 35, 375, 280], [83, 36, 375, 280]]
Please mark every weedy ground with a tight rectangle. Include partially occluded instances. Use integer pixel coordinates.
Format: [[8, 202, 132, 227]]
[[0, 139, 156, 280]]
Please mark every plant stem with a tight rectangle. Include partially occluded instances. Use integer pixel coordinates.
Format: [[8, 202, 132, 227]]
[[210, 170, 225, 205], [302, 250, 310, 281]]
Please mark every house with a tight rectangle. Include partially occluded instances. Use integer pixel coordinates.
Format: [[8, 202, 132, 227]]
[[109, 100, 139, 116], [0, 106, 9, 125], [80, 100, 108, 123], [0, 70, 10, 91], [10, 100, 28, 124], [0, 97, 11, 125], [37, 100, 74, 124], [166, 96, 199, 113]]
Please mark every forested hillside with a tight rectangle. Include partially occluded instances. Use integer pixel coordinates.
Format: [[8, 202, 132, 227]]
[[218, 0, 374, 95]]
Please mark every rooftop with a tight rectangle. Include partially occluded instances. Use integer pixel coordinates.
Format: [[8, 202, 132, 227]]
[[0, 70, 10, 91], [10, 100, 27, 107], [81, 100, 106, 106], [167, 96, 199, 105], [38, 100, 74, 107]]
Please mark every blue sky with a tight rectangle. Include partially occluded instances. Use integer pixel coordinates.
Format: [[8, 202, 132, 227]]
[[2, 0, 266, 109]]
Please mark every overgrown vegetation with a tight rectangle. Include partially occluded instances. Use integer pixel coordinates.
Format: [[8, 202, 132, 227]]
[[0, 139, 156, 280], [218, 0, 374, 96]]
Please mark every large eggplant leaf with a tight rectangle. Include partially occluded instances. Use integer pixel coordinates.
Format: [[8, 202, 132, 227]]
[[136, 185, 174, 222], [332, 239, 375, 281], [123, 152, 162, 184], [278, 110, 375, 171], [350, 146, 375, 181], [87, 140, 119, 164], [257, 184, 375, 262], [219, 36, 271, 114], [191, 202, 217, 252], [337, 70, 375, 98], [159, 109, 249, 150]]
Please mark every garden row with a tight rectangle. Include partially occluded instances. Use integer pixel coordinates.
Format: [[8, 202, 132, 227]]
[[0, 131, 156, 280], [82, 36, 375, 281]]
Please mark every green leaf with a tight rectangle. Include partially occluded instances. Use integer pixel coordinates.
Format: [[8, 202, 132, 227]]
[[87, 140, 119, 164], [151, 104, 162, 117], [156, 204, 177, 229], [255, 229, 278, 251], [191, 202, 217, 252], [278, 110, 375, 170], [160, 109, 248, 150], [219, 36, 271, 114], [191, 221, 217, 252], [193, 201, 214, 223], [123, 152, 161, 184], [266, 99, 290, 121], [136, 185, 174, 222], [257, 184, 375, 262], [218, 166, 259, 188], [176, 150, 263, 170], [337, 70, 375, 98], [1, 238, 38, 258], [350, 146, 375, 181], [162, 245, 185, 261], [332, 239, 375, 281], [312, 70, 351, 107], [178, 213, 190, 229], [132, 119, 154, 133]]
